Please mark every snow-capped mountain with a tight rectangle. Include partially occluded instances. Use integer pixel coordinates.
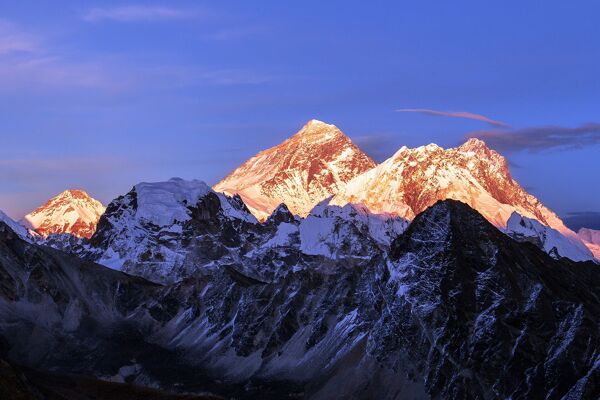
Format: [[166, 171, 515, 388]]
[[212, 122, 591, 262], [2, 200, 599, 399], [214, 119, 376, 220], [506, 212, 595, 261], [327, 138, 596, 260], [331, 138, 567, 231], [578, 228, 600, 259], [84, 178, 401, 283], [21, 189, 105, 238], [85, 178, 258, 282]]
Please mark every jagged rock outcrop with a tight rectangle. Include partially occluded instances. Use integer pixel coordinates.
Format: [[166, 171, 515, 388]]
[[81, 178, 402, 284]]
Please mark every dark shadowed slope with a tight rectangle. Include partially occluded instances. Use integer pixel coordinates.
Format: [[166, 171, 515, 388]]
[[1, 199, 599, 399]]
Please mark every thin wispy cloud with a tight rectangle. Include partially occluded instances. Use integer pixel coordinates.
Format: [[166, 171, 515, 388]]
[[467, 123, 600, 153], [0, 20, 127, 91], [397, 108, 510, 128], [0, 19, 38, 54], [0, 19, 271, 92], [83, 6, 197, 22]]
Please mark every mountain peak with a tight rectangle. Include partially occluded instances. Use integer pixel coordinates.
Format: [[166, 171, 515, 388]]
[[293, 119, 343, 142], [214, 121, 376, 220], [457, 137, 496, 156], [21, 189, 105, 238], [58, 189, 95, 201], [331, 137, 569, 236]]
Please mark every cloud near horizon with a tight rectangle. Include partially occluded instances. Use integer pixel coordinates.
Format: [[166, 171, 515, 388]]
[[83, 6, 198, 22], [397, 108, 510, 128], [467, 123, 600, 153]]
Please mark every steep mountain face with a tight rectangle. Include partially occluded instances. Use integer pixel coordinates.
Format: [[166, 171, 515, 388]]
[[507, 212, 595, 262], [578, 228, 600, 259], [331, 138, 567, 231], [1, 201, 599, 399], [84, 178, 400, 284], [21, 189, 105, 239], [85, 178, 258, 283], [213, 119, 376, 220], [0, 220, 233, 398], [328, 138, 596, 261], [384, 200, 600, 399]]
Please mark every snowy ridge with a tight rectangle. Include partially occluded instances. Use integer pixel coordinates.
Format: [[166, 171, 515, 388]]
[[85, 178, 260, 281], [134, 178, 212, 226], [506, 212, 595, 262], [21, 189, 105, 239], [2, 198, 600, 399], [329, 137, 588, 261], [299, 200, 408, 257], [331, 138, 569, 232], [0, 209, 33, 242]]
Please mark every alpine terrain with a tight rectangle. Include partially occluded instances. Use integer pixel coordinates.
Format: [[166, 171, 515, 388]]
[[1, 199, 599, 399], [214, 119, 376, 220], [1, 121, 598, 399], [21, 189, 105, 239], [328, 138, 596, 261], [81, 178, 406, 283]]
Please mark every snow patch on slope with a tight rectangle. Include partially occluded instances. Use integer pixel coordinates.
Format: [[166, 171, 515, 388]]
[[506, 213, 595, 262], [134, 178, 211, 226]]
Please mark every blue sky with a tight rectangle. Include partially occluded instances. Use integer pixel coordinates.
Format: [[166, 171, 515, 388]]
[[0, 1, 599, 226]]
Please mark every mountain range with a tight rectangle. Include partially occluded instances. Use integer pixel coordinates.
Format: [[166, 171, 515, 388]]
[[1, 119, 599, 399], [1, 199, 599, 399], [15, 119, 596, 263]]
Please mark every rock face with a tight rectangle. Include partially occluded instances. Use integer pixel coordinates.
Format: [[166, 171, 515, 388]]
[[21, 189, 105, 239], [327, 138, 596, 261], [85, 178, 259, 283], [213, 119, 376, 220], [1, 200, 599, 399], [331, 138, 569, 233], [84, 178, 403, 284]]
